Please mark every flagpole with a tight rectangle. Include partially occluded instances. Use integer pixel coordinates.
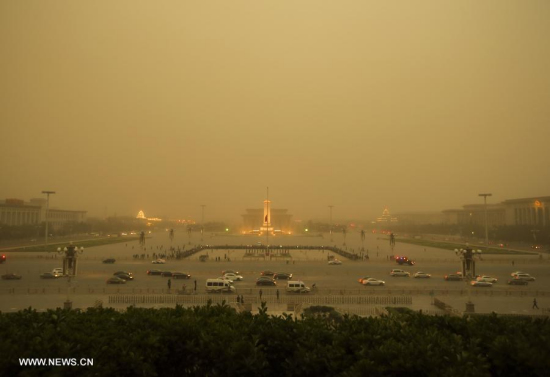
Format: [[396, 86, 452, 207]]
[[266, 187, 269, 250]]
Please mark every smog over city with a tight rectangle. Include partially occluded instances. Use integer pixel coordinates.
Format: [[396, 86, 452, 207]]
[[3, 3, 550, 375], [1, 1, 549, 223]]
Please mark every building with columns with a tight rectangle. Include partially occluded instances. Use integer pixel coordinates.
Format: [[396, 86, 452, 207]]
[[0, 198, 86, 228], [503, 197, 550, 227], [442, 196, 549, 228]]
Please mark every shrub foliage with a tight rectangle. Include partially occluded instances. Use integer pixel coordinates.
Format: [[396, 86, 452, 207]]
[[0, 303, 548, 376]]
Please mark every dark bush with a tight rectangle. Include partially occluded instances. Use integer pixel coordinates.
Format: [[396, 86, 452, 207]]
[[0, 304, 548, 376]]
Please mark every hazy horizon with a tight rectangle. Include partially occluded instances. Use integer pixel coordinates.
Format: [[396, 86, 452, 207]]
[[2, 1, 549, 223]]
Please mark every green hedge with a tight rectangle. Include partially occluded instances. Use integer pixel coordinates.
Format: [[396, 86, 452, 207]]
[[0, 303, 548, 376]]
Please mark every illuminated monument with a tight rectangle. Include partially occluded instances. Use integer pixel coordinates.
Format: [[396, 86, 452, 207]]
[[260, 199, 273, 233], [242, 200, 293, 234]]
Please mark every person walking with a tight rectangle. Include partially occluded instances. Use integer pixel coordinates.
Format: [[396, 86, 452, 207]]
[[276, 289, 280, 301], [533, 298, 539, 309], [167, 278, 172, 291], [194, 279, 197, 292], [259, 289, 263, 301], [237, 295, 241, 304]]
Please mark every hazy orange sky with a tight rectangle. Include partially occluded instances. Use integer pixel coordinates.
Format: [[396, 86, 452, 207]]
[[1, 1, 549, 223]]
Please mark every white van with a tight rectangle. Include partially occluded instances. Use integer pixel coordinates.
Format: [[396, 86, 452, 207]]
[[286, 281, 310, 293], [205, 278, 236, 293]]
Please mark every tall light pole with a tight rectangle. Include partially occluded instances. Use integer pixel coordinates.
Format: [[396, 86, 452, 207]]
[[478, 193, 492, 247], [200, 205, 206, 243], [328, 205, 334, 242], [42, 191, 56, 251]]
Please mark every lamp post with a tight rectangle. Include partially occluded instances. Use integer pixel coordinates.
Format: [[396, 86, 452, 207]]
[[57, 243, 84, 276], [57, 242, 84, 310], [42, 191, 56, 251], [200, 205, 206, 243], [328, 205, 334, 242], [478, 193, 492, 247], [455, 246, 479, 313]]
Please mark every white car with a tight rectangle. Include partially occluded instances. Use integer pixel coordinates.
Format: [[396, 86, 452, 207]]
[[328, 260, 342, 265], [217, 276, 234, 283], [52, 268, 63, 275], [224, 273, 243, 281], [152, 259, 166, 264], [471, 281, 493, 287], [476, 276, 498, 283], [414, 272, 431, 279], [511, 271, 526, 277], [390, 269, 410, 277], [515, 273, 536, 281], [362, 278, 385, 286]]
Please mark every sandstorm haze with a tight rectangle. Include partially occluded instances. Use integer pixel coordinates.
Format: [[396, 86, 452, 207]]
[[1, 1, 549, 223]]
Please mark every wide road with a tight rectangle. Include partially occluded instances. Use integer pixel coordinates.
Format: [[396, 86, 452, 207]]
[[1, 231, 548, 314]]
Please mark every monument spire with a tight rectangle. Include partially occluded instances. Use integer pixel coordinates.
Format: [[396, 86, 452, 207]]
[[266, 187, 269, 247]]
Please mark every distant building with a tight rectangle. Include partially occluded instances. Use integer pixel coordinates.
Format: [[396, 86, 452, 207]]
[[376, 207, 398, 224], [0, 198, 86, 228], [442, 196, 549, 228], [502, 196, 550, 227]]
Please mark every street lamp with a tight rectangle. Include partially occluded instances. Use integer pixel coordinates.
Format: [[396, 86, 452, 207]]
[[478, 193, 492, 247], [57, 243, 84, 276], [455, 246, 482, 313], [42, 191, 56, 251], [57, 242, 84, 310], [200, 205, 206, 243], [328, 205, 334, 242]]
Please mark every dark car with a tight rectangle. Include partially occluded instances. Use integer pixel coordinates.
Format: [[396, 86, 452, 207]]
[[172, 272, 191, 279], [40, 272, 60, 279], [2, 273, 22, 280], [103, 258, 116, 264], [273, 272, 293, 280], [115, 273, 134, 281], [161, 271, 173, 277], [444, 274, 463, 281], [147, 269, 163, 276], [106, 276, 126, 284], [395, 256, 415, 266], [260, 271, 275, 276], [114, 271, 133, 277], [256, 278, 276, 286], [507, 279, 528, 286]]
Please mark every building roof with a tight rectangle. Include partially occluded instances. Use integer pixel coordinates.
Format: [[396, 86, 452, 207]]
[[501, 196, 550, 204]]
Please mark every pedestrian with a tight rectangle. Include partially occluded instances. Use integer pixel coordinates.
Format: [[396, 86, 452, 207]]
[[533, 298, 539, 309], [194, 279, 197, 292], [512, 260, 515, 266], [259, 289, 263, 300], [237, 295, 241, 304], [167, 278, 172, 291], [276, 289, 279, 301]]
